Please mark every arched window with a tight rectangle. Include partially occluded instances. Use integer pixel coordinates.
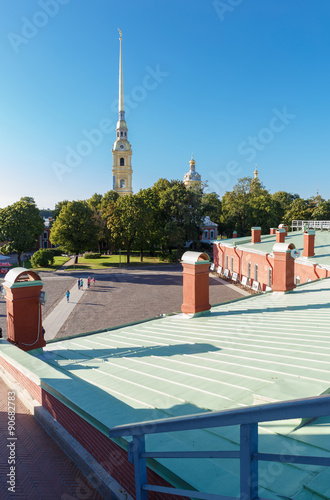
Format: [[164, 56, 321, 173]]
[[231, 256, 234, 272], [204, 230, 208, 239], [254, 264, 258, 281], [120, 131, 123, 137], [120, 179, 126, 188], [225, 255, 228, 269], [120, 158, 125, 166], [43, 241, 48, 249], [210, 230, 214, 239], [247, 262, 251, 279], [117, 132, 119, 138]]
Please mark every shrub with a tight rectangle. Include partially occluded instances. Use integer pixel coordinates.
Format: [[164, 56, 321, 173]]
[[47, 247, 63, 256], [159, 252, 177, 263], [31, 249, 55, 267], [83, 252, 101, 259]]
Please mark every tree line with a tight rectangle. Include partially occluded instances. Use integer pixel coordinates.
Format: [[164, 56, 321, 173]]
[[0, 177, 328, 265]]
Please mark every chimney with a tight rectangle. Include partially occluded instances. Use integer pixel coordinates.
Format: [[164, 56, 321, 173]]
[[270, 228, 276, 235], [251, 227, 261, 244], [233, 231, 237, 238], [303, 230, 315, 257], [276, 228, 286, 243], [2, 268, 46, 351], [181, 251, 211, 315], [272, 243, 296, 292], [278, 224, 288, 236]]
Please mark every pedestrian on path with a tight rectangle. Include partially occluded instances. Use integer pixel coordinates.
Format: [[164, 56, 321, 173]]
[[80, 278, 83, 289], [77, 278, 80, 290], [92, 277, 95, 286], [87, 277, 91, 289], [66, 290, 70, 302]]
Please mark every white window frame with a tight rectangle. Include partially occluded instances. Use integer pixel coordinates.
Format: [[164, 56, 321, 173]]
[[268, 267, 272, 287]]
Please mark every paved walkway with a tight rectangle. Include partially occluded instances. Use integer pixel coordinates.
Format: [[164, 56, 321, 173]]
[[0, 377, 104, 499], [43, 279, 88, 340]]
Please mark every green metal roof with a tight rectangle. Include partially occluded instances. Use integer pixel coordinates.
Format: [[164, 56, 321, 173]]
[[2, 279, 330, 498], [215, 230, 330, 269]]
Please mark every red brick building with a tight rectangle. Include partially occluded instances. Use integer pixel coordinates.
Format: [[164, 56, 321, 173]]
[[213, 226, 329, 291]]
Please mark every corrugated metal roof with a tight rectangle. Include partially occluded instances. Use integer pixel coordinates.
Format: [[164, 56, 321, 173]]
[[24, 278, 330, 499]]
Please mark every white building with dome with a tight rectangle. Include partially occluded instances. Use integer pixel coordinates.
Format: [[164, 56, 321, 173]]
[[183, 155, 201, 188]]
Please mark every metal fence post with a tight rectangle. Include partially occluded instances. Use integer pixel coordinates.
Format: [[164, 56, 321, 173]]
[[132, 435, 148, 500], [240, 423, 258, 500]]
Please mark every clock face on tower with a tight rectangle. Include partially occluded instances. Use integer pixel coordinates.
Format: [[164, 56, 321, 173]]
[[119, 144, 125, 150]]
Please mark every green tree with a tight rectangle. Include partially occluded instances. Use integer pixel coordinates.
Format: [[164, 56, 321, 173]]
[[311, 199, 330, 220], [283, 198, 313, 227], [201, 192, 222, 231], [272, 191, 300, 224], [53, 200, 69, 220], [221, 177, 278, 236], [0, 199, 44, 265], [105, 194, 142, 264], [156, 181, 203, 259], [50, 201, 98, 262], [221, 177, 253, 236], [134, 188, 159, 261], [31, 249, 54, 268]]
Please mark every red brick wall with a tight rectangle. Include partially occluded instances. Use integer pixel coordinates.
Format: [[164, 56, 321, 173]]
[[213, 242, 329, 290], [0, 355, 190, 500]]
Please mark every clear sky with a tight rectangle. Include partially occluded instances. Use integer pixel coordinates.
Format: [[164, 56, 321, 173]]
[[1, 0, 330, 209]]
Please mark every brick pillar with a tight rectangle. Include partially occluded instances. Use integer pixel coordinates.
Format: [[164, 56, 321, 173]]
[[251, 227, 261, 244], [181, 252, 211, 314], [276, 228, 286, 243], [278, 224, 288, 236], [303, 230, 315, 257], [272, 243, 296, 292], [3, 268, 46, 351], [270, 228, 276, 235]]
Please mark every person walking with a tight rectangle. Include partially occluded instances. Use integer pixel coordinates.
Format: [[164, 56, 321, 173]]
[[87, 277, 91, 289], [80, 278, 83, 289], [92, 277, 95, 286], [66, 290, 70, 302], [77, 278, 81, 290]]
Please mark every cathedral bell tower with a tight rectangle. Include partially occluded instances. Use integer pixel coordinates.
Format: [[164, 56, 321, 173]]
[[112, 30, 133, 195]]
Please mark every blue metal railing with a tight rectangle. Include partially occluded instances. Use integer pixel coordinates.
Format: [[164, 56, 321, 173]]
[[109, 395, 330, 500]]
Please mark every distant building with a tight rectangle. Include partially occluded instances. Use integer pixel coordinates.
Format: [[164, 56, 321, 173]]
[[213, 225, 330, 291], [36, 218, 56, 250], [183, 155, 201, 189], [201, 216, 218, 241]]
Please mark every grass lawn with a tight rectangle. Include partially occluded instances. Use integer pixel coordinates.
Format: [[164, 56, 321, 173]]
[[65, 253, 172, 270], [16, 255, 71, 272]]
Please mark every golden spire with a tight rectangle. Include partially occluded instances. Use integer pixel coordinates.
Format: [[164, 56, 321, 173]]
[[118, 29, 124, 114], [254, 163, 258, 179]]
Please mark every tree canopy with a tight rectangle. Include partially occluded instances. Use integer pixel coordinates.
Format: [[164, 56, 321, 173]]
[[50, 201, 98, 260], [0, 198, 44, 265]]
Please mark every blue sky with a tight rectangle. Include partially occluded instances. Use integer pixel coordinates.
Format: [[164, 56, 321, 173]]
[[1, 0, 330, 209]]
